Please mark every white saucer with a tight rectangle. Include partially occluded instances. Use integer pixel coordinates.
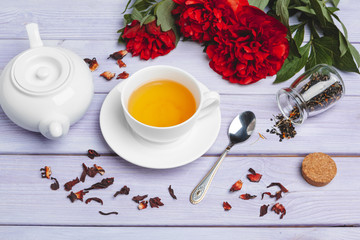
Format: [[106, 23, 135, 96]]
[[99, 79, 221, 169]]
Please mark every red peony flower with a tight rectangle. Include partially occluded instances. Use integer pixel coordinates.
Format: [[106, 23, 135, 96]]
[[206, 6, 289, 85], [172, 0, 241, 43], [122, 20, 176, 60]]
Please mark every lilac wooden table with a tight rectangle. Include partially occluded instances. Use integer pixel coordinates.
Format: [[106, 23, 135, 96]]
[[1, 0, 360, 239]]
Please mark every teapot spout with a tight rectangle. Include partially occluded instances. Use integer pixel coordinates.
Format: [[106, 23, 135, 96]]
[[39, 118, 69, 140], [26, 23, 43, 48]]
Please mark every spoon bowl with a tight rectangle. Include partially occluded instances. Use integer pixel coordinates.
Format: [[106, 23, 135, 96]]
[[190, 111, 256, 204], [229, 111, 256, 144]]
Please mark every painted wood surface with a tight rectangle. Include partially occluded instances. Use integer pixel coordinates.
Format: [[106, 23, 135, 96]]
[[0, 227, 359, 240], [0, 155, 359, 226], [0, 0, 360, 238], [0, 94, 359, 155], [1, 40, 360, 96]]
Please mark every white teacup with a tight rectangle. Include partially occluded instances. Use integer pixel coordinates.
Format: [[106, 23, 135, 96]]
[[121, 65, 220, 143]]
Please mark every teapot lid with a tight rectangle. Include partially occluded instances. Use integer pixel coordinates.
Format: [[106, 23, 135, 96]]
[[11, 47, 71, 94]]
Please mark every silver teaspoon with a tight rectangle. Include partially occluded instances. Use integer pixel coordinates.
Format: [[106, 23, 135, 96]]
[[190, 111, 256, 204]]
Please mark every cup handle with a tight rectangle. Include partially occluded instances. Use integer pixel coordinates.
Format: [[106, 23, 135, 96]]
[[198, 91, 220, 119]]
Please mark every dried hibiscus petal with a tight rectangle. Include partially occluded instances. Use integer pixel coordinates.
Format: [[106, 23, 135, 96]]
[[223, 201, 232, 211], [138, 200, 148, 210], [87, 165, 98, 177], [239, 193, 257, 200], [85, 177, 114, 190], [132, 195, 148, 203], [80, 163, 87, 182], [99, 211, 118, 215], [94, 164, 105, 175], [117, 59, 126, 68], [274, 191, 282, 200], [108, 50, 128, 60], [168, 185, 177, 200], [85, 197, 103, 205], [87, 149, 100, 159], [261, 191, 282, 200], [81, 163, 105, 178], [68, 190, 89, 202], [40, 166, 52, 179], [267, 182, 289, 193], [116, 71, 129, 79], [230, 180, 243, 192], [271, 203, 286, 219], [67, 192, 77, 202], [100, 71, 115, 81], [261, 192, 272, 200], [64, 177, 80, 191], [260, 204, 269, 217], [247, 168, 262, 182], [75, 190, 88, 201], [114, 185, 130, 197], [50, 177, 59, 190], [149, 197, 164, 208], [84, 58, 99, 71]]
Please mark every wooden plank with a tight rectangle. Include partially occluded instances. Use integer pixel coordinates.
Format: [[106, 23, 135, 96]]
[[0, 40, 359, 96], [0, 155, 359, 226], [0, 94, 359, 155], [1, 0, 359, 42], [0, 226, 359, 240]]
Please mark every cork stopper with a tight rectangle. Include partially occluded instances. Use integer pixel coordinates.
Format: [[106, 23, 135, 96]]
[[301, 152, 337, 187]]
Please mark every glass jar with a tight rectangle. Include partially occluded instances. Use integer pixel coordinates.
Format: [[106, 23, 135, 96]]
[[276, 64, 345, 124]]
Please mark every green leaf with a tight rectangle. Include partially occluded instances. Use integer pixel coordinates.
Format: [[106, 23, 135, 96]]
[[289, 22, 305, 34], [289, 38, 301, 58], [248, 0, 270, 10], [154, 0, 176, 31], [131, 8, 143, 21], [348, 43, 360, 68], [306, 36, 339, 70], [338, 32, 348, 57], [122, 0, 133, 14], [140, 15, 155, 26], [327, 7, 339, 13], [309, 0, 327, 27], [130, 0, 143, 9], [334, 49, 360, 73], [323, 7, 334, 24], [329, 0, 340, 7], [124, 14, 133, 25], [274, 43, 311, 83], [309, 19, 320, 39], [293, 5, 315, 15], [132, 0, 157, 12], [293, 23, 305, 47], [154, 0, 179, 44], [276, 0, 290, 28], [331, 12, 348, 38]]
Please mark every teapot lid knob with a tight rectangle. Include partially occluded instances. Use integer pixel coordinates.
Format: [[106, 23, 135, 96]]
[[11, 24, 71, 95]]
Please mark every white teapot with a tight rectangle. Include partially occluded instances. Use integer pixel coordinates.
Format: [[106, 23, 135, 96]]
[[0, 23, 94, 139]]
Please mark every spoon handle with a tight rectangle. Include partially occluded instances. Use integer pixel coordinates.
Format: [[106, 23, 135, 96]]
[[190, 144, 233, 204]]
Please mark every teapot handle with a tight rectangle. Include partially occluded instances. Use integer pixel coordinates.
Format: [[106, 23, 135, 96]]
[[26, 23, 43, 48]]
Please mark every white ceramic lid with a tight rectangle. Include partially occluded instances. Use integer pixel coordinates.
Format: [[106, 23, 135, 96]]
[[11, 47, 71, 94]]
